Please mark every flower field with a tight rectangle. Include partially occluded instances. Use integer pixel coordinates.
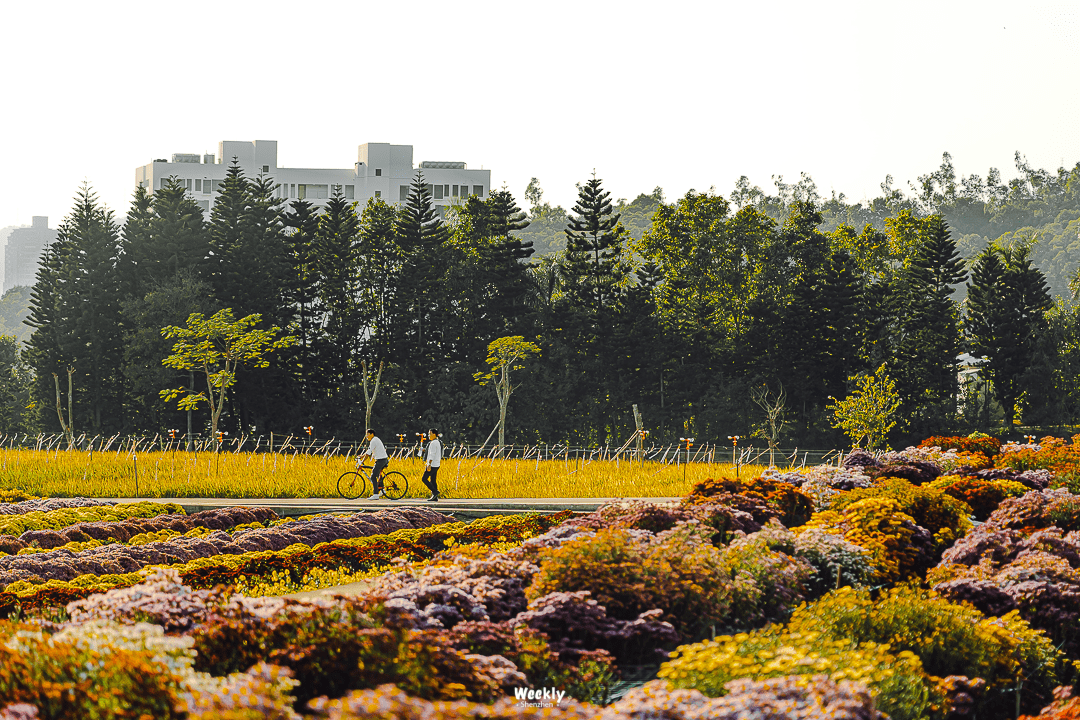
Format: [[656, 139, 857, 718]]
[[5, 435, 1080, 718], [0, 446, 765, 499]]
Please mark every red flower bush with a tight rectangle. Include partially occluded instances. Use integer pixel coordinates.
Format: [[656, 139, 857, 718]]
[[684, 477, 814, 527], [921, 435, 1002, 457]]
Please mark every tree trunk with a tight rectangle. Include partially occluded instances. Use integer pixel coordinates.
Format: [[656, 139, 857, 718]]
[[362, 360, 385, 431], [53, 372, 73, 448], [498, 399, 507, 448], [208, 368, 224, 451]]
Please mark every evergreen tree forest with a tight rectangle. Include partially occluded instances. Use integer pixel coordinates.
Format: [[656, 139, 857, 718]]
[[18, 152, 1080, 448]]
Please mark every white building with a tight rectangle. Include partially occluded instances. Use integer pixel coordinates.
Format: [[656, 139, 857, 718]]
[[134, 141, 491, 215]]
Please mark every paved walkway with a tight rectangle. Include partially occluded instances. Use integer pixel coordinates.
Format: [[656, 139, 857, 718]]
[[103, 496, 680, 519]]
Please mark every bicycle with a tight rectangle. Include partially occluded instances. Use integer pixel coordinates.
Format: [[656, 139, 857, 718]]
[[337, 463, 409, 500]]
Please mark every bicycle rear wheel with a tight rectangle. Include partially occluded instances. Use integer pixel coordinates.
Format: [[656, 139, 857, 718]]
[[337, 471, 367, 500], [380, 471, 408, 500]]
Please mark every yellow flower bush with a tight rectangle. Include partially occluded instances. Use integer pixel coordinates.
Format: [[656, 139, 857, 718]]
[[796, 498, 928, 583], [658, 626, 937, 720], [786, 585, 1066, 715], [827, 478, 973, 547]]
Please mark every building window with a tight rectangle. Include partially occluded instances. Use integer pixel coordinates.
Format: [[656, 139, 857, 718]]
[[375, 168, 382, 176], [262, 165, 270, 173], [344, 185, 354, 199], [160, 178, 169, 189], [433, 184, 443, 200], [210, 179, 220, 193], [444, 184, 449, 197], [290, 184, 296, 198], [186, 179, 193, 190], [197, 200, 210, 212], [474, 185, 484, 197], [194, 179, 202, 192], [375, 190, 381, 198], [400, 185, 409, 201], [298, 184, 328, 200], [452, 185, 458, 197]]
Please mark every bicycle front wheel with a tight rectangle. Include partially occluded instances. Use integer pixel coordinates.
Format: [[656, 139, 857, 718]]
[[337, 471, 367, 500], [380, 471, 409, 500]]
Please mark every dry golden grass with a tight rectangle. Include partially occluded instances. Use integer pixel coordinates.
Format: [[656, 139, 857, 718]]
[[0, 447, 768, 499]]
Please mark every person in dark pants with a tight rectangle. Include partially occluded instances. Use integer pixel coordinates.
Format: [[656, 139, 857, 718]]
[[421, 428, 442, 501], [358, 429, 389, 499]]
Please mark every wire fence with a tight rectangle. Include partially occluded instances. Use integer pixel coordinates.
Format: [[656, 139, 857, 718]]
[[0, 432, 843, 469]]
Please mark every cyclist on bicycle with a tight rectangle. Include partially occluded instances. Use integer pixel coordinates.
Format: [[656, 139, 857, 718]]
[[358, 429, 389, 499]]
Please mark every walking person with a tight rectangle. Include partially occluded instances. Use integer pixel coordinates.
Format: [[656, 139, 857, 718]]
[[358, 429, 389, 499], [421, 428, 442, 501]]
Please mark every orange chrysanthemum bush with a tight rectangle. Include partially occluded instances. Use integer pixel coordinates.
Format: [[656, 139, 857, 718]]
[[1020, 686, 1080, 720], [683, 476, 815, 527], [927, 476, 1027, 521], [826, 478, 973, 553], [796, 497, 935, 583], [996, 436, 1080, 485]]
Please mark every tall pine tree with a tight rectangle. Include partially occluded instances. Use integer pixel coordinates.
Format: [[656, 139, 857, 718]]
[[966, 243, 1053, 426], [394, 172, 450, 365], [312, 189, 361, 415], [26, 185, 124, 432], [563, 176, 626, 315], [892, 215, 967, 434], [283, 198, 321, 404]]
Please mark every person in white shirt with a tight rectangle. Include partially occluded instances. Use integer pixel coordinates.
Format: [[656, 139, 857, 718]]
[[358, 429, 389, 499], [421, 428, 442, 502]]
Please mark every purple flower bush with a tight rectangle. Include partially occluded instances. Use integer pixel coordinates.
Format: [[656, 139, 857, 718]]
[[365, 550, 538, 627], [931, 492, 1080, 654], [305, 675, 884, 719], [510, 591, 678, 666], [65, 567, 336, 633], [3, 506, 278, 552], [605, 676, 884, 720], [562, 500, 763, 541], [736, 520, 874, 597], [0, 498, 113, 516]]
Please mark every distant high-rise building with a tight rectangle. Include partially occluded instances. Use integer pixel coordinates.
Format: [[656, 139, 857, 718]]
[[134, 140, 491, 216], [0, 225, 27, 293], [4, 217, 57, 293]]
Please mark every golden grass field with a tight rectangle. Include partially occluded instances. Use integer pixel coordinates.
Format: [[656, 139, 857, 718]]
[[0, 447, 769, 499]]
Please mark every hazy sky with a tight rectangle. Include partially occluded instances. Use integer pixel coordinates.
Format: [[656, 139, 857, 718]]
[[2, 0, 1077, 231]]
